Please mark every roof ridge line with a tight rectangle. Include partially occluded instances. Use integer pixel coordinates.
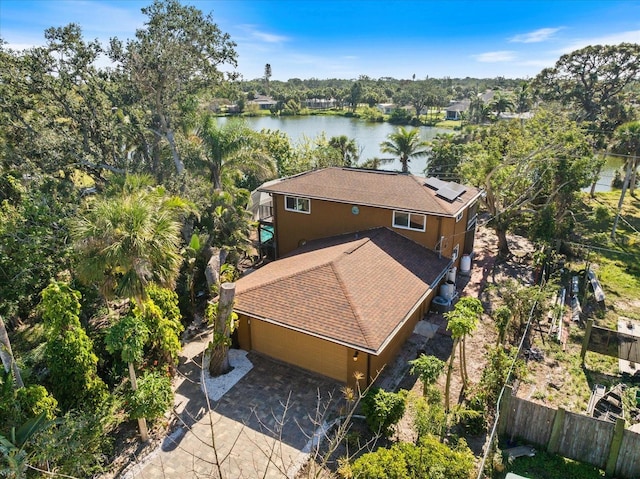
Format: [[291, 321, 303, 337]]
[[329, 256, 373, 350]]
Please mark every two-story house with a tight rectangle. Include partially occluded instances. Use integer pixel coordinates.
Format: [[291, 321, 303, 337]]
[[234, 167, 482, 386]]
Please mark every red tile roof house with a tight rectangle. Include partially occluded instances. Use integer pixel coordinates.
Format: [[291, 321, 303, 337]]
[[234, 167, 482, 387]]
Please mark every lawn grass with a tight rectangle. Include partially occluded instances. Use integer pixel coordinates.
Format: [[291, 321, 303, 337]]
[[496, 449, 606, 479], [520, 190, 640, 422], [435, 119, 463, 129]]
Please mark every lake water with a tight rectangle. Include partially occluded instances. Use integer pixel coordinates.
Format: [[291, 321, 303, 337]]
[[218, 115, 449, 174], [591, 154, 624, 193], [220, 115, 623, 190]]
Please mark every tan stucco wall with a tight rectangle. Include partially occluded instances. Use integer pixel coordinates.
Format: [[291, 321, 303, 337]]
[[271, 194, 445, 257], [237, 314, 348, 382], [236, 290, 436, 388]]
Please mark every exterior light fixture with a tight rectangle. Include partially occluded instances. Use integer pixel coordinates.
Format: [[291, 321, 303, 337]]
[[353, 351, 359, 361]]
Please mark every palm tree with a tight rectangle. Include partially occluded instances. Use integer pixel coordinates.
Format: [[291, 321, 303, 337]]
[[359, 157, 394, 170], [515, 82, 532, 114], [380, 126, 429, 173], [71, 179, 187, 305], [491, 92, 515, 118], [328, 135, 359, 167], [468, 96, 492, 124], [199, 116, 276, 190], [208, 189, 256, 263]]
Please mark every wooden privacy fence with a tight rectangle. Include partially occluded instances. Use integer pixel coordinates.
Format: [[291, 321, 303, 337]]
[[498, 386, 640, 478]]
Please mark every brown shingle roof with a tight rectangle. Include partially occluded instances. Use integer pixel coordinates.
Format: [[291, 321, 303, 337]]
[[234, 227, 451, 353], [259, 167, 481, 216]]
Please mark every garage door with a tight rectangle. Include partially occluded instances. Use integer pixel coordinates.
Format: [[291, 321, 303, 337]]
[[251, 320, 347, 382]]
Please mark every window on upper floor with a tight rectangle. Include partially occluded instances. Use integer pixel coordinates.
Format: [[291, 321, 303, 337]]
[[455, 211, 464, 222], [285, 195, 311, 214], [392, 211, 426, 232]]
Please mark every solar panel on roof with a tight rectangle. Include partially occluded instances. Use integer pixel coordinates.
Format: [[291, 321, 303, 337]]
[[437, 185, 464, 202], [446, 182, 467, 194], [424, 177, 448, 190]]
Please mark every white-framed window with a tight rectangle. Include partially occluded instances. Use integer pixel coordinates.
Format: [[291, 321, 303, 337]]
[[452, 244, 460, 260], [467, 213, 478, 230], [455, 211, 464, 222], [285, 196, 311, 214], [392, 211, 426, 232]]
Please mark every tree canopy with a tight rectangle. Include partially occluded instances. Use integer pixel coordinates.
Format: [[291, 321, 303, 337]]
[[108, 0, 237, 177], [459, 109, 600, 254], [534, 43, 640, 141]]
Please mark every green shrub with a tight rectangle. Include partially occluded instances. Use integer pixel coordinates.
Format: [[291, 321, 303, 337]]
[[30, 408, 115, 478], [388, 108, 412, 125], [45, 328, 108, 411], [347, 435, 475, 479], [592, 204, 611, 224], [40, 281, 108, 412], [348, 445, 409, 479], [16, 385, 58, 420], [361, 388, 407, 438], [412, 395, 446, 440], [413, 435, 475, 479], [127, 370, 173, 420]]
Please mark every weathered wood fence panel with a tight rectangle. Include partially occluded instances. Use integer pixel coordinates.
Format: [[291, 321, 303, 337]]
[[499, 386, 640, 479], [616, 429, 640, 479], [557, 411, 613, 469], [503, 395, 555, 446]]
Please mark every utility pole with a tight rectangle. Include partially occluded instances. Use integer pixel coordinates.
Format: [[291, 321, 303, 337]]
[[611, 159, 633, 239]]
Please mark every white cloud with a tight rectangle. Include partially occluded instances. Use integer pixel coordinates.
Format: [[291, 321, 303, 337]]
[[510, 27, 563, 43], [516, 58, 557, 68], [473, 51, 517, 63], [558, 29, 640, 53], [252, 31, 289, 43], [237, 24, 289, 44], [3, 41, 42, 51]]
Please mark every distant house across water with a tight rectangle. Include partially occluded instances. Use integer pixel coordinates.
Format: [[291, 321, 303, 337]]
[[304, 98, 337, 109], [445, 99, 470, 120], [249, 95, 277, 110]]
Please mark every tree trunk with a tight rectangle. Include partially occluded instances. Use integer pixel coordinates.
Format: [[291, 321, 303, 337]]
[[128, 362, 149, 442], [401, 156, 409, 173], [460, 337, 468, 389], [629, 155, 638, 196], [165, 127, 185, 176], [157, 111, 184, 176], [589, 162, 604, 198], [445, 338, 458, 412], [209, 283, 236, 376], [612, 159, 633, 239], [495, 225, 510, 256], [0, 315, 24, 389], [210, 163, 222, 191]]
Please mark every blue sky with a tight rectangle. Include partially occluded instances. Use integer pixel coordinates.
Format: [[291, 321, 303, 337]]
[[1, 0, 640, 80]]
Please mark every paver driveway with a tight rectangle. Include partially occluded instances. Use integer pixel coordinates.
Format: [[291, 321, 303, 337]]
[[123, 333, 342, 479]]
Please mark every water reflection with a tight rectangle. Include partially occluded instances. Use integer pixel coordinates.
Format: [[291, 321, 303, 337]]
[[218, 115, 448, 174], [220, 116, 623, 190]]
